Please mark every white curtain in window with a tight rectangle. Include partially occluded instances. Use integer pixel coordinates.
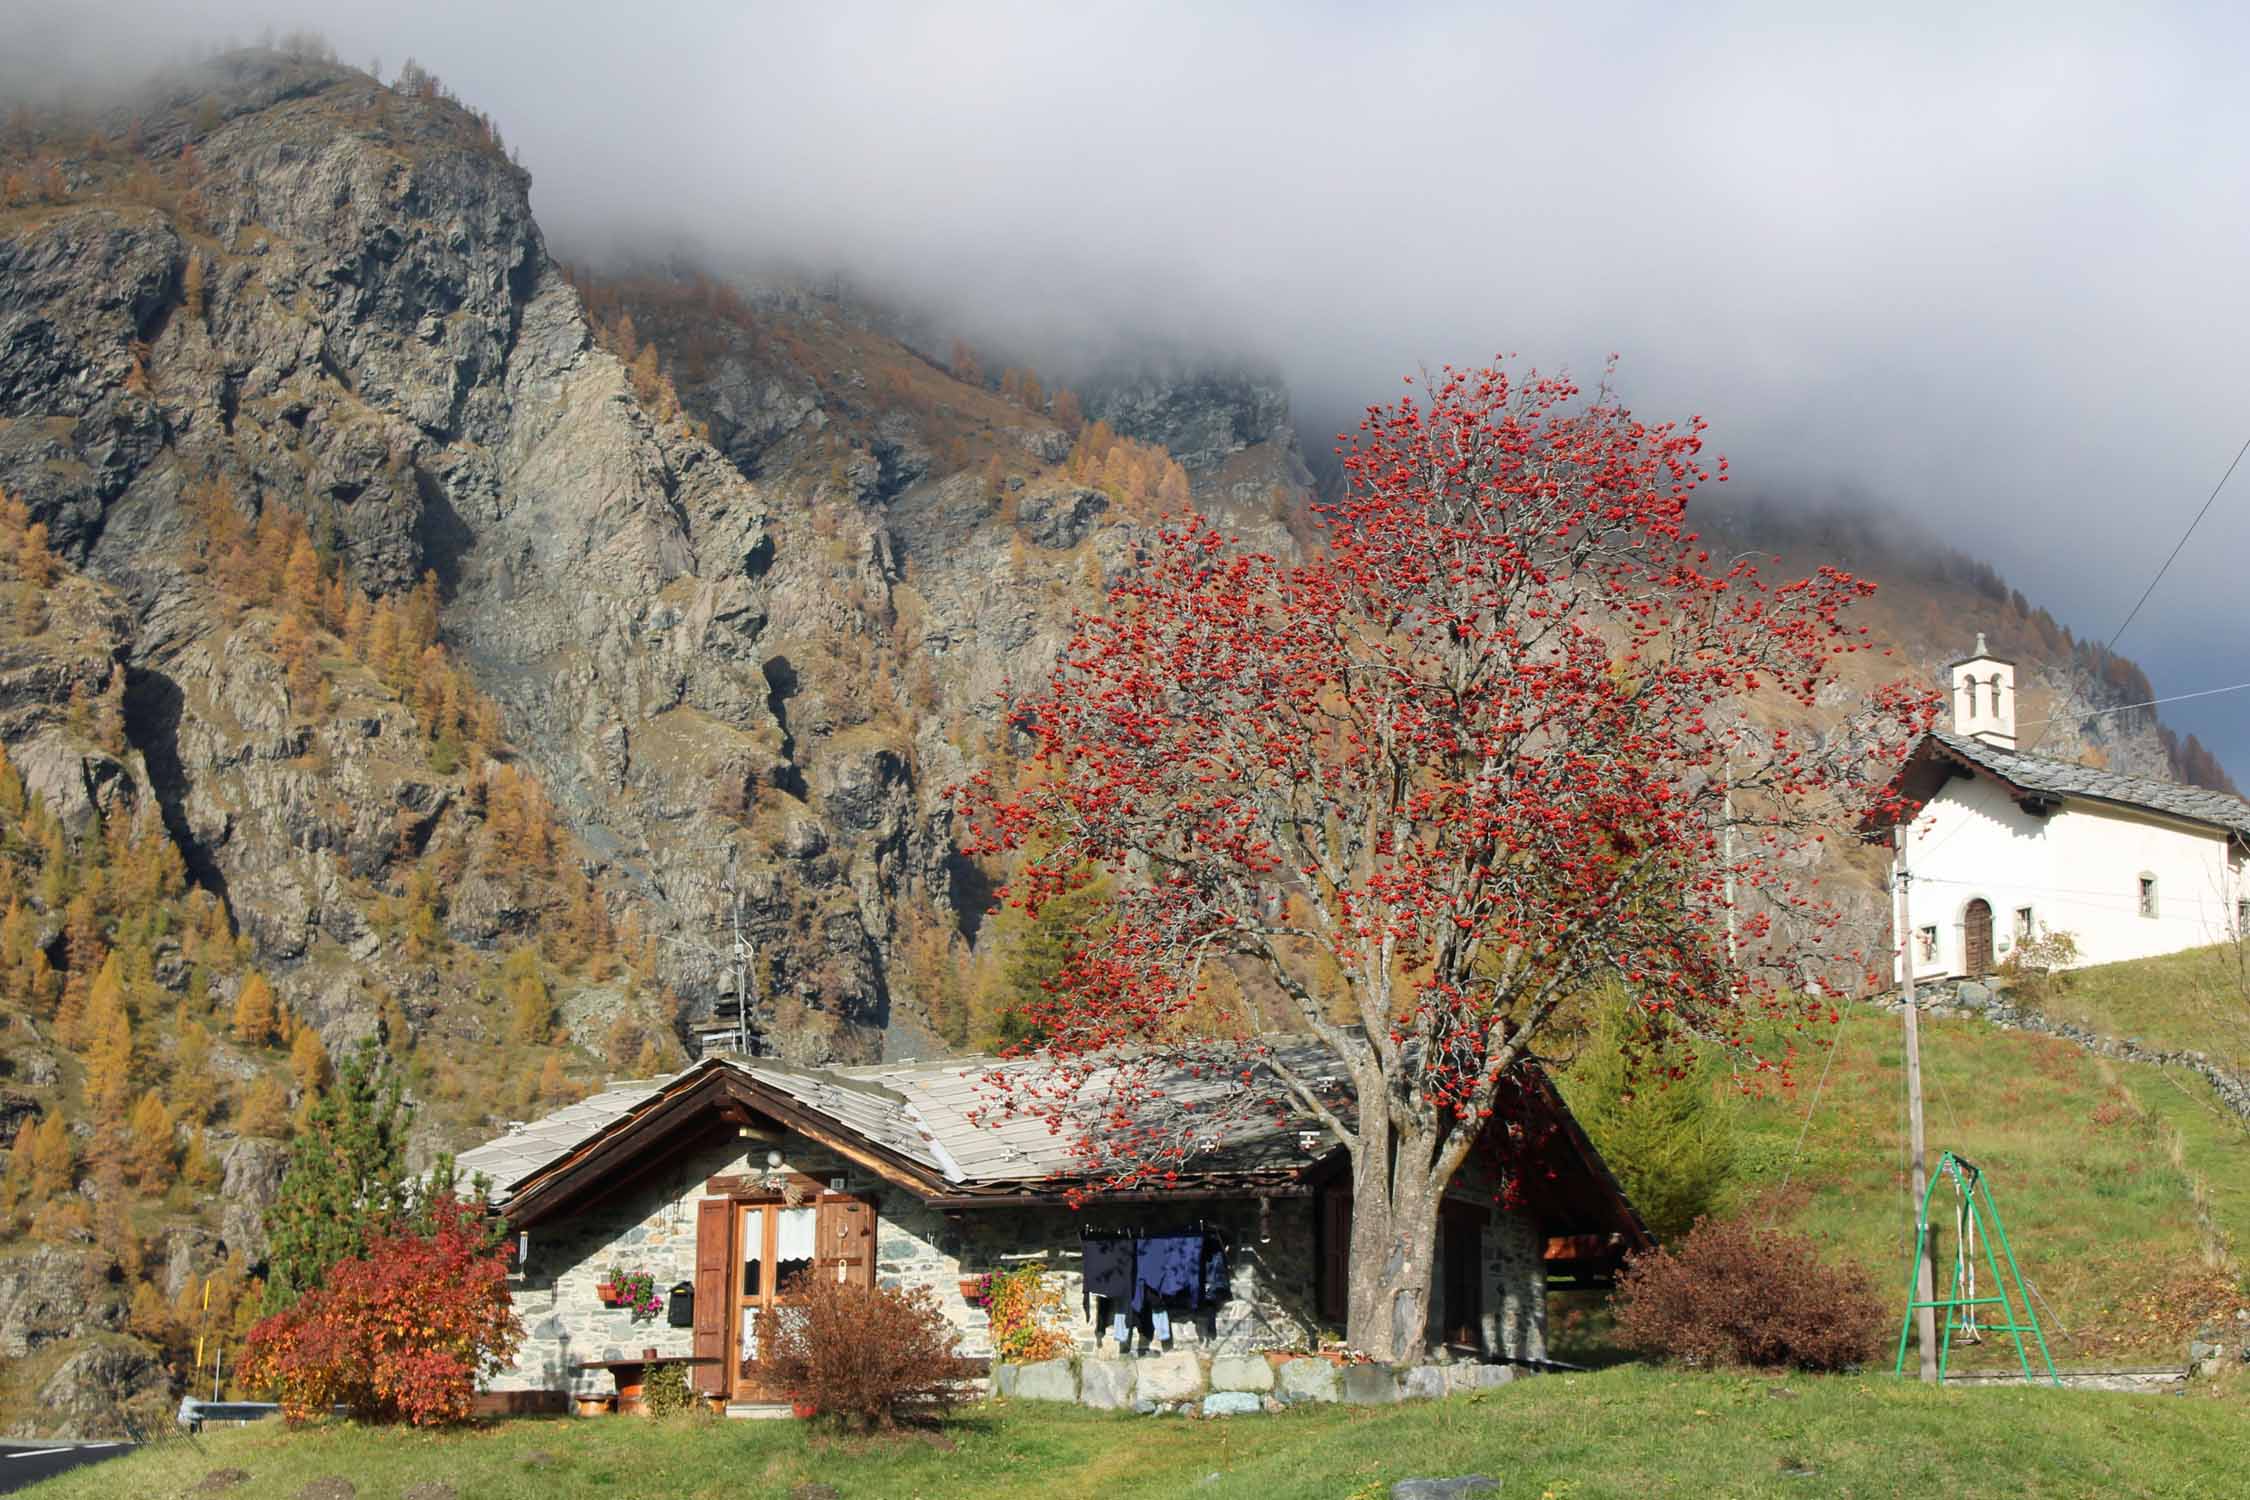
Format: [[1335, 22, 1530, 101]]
[[776, 1207, 817, 1261]]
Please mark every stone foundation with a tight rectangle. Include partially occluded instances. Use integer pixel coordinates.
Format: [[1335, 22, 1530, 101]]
[[993, 1350, 1524, 1412]]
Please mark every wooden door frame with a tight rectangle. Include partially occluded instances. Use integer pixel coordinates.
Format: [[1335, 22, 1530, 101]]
[[718, 1191, 866, 1403]]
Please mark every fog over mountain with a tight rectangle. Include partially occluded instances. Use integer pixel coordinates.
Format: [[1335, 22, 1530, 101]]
[[13, 0, 2249, 770]]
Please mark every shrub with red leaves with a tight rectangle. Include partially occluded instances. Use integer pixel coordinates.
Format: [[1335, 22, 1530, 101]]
[[240, 1195, 522, 1425], [755, 1275, 980, 1431], [1611, 1216, 1886, 1372]]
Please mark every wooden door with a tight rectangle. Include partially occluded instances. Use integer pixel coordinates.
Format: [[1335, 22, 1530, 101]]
[[731, 1201, 821, 1401], [1964, 899, 1993, 977]]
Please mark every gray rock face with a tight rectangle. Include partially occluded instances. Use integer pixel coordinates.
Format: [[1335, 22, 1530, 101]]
[[219, 1136, 291, 1262], [0, 1248, 113, 1359], [1200, 1390, 1260, 1416], [28, 1337, 170, 1440]]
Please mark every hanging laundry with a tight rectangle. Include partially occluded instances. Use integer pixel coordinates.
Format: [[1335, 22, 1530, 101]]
[[1133, 1232, 1205, 1311], [1199, 1231, 1231, 1307], [1080, 1233, 1135, 1319]]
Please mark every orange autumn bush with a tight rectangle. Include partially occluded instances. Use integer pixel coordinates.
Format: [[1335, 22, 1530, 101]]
[[240, 1196, 521, 1425]]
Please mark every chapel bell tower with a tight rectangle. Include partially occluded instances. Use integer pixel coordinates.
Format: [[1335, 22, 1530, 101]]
[[1949, 632, 2016, 749]]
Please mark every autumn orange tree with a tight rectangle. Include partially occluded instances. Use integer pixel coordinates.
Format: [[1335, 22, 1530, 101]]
[[962, 361, 1936, 1360]]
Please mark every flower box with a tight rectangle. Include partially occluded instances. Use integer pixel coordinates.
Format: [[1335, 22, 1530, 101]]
[[596, 1283, 627, 1306]]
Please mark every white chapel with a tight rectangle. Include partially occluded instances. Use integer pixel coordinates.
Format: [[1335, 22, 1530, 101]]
[[1884, 636, 2250, 982]]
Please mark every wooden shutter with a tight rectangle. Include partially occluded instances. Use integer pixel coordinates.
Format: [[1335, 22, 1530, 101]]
[[692, 1198, 732, 1397], [818, 1195, 876, 1287], [1319, 1187, 1352, 1325]]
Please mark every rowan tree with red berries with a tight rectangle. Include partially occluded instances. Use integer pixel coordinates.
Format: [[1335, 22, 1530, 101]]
[[960, 360, 1936, 1361]]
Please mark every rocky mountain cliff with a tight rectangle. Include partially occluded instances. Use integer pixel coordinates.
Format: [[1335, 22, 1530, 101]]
[[0, 49, 2220, 1433]]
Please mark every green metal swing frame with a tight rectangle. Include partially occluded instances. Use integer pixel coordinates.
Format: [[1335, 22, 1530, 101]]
[[1893, 1150, 2060, 1385]]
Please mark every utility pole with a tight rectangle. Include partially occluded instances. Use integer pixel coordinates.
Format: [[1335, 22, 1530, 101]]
[[1895, 822, 1938, 1382]]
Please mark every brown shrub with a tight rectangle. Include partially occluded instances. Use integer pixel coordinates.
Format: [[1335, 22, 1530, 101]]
[[755, 1275, 979, 1430], [1611, 1217, 1887, 1372]]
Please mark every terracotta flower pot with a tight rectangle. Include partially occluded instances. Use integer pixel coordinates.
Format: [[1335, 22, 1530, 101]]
[[596, 1282, 620, 1303], [791, 1399, 819, 1419]]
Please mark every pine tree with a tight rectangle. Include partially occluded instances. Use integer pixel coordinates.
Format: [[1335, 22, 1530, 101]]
[[261, 1038, 415, 1311], [1558, 994, 1738, 1243], [173, 1019, 216, 1124], [231, 970, 279, 1047], [508, 970, 553, 1046]]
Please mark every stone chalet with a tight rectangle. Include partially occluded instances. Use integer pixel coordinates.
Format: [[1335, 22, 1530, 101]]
[[456, 1046, 1647, 1410]]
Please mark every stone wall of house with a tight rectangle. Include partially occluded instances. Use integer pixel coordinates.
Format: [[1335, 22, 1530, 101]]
[[490, 1126, 1546, 1395]]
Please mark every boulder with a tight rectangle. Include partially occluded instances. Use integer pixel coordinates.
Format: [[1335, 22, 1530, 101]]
[[1135, 1351, 1205, 1404], [1341, 1364, 1400, 1405], [1275, 1357, 1340, 1404], [990, 1363, 1018, 1398], [1392, 1480, 1500, 1500], [1453, 1364, 1516, 1393], [1078, 1358, 1136, 1411], [1200, 1391, 1260, 1417], [1402, 1365, 1449, 1401], [1208, 1354, 1274, 1392], [1012, 1358, 1078, 1403]]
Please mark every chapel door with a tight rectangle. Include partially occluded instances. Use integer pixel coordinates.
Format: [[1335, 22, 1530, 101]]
[[731, 1201, 819, 1402], [1964, 899, 1994, 977]]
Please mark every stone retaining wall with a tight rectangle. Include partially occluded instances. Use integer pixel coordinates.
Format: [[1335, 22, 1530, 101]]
[[1885, 981, 2250, 1123], [992, 1350, 1525, 1416]]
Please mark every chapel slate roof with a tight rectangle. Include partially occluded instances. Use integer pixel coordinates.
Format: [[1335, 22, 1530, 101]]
[[1926, 729, 2250, 838]]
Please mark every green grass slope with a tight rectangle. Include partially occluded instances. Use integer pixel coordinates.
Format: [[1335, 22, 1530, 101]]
[[26, 1369, 2250, 1500], [1722, 997, 2246, 1368]]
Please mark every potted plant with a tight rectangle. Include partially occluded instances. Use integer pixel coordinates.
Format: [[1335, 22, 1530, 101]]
[[959, 1273, 993, 1307], [790, 1394, 819, 1420], [601, 1266, 661, 1318]]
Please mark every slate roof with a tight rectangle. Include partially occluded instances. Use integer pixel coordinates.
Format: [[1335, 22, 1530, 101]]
[[454, 1079, 667, 1197], [457, 1045, 1345, 1206], [1926, 729, 2250, 838]]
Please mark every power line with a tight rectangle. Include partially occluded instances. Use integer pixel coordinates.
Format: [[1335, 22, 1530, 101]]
[[2105, 431, 2250, 653], [2017, 679, 2250, 730]]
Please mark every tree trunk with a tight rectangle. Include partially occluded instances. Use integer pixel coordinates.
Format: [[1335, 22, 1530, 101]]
[[1342, 1125, 1443, 1363]]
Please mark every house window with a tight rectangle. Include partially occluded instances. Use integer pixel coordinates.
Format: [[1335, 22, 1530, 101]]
[[2014, 907, 2035, 941], [1916, 926, 1938, 964], [2138, 875, 2158, 919]]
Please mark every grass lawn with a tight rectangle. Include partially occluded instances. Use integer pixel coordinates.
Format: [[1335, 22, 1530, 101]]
[[2021, 944, 2250, 1071], [28, 1368, 2249, 1500], [1723, 1004, 2239, 1367]]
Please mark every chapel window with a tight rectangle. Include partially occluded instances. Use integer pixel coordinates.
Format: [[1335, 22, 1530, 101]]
[[2138, 875, 2158, 919]]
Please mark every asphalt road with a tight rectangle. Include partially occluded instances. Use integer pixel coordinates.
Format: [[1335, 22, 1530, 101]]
[[0, 1441, 134, 1494]]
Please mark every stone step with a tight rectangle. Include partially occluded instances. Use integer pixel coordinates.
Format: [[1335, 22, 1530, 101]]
[[723, 1403, 796, 1420]]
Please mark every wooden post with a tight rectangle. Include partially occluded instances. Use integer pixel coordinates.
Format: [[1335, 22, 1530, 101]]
[[1896, 824, 1938, 1382]]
